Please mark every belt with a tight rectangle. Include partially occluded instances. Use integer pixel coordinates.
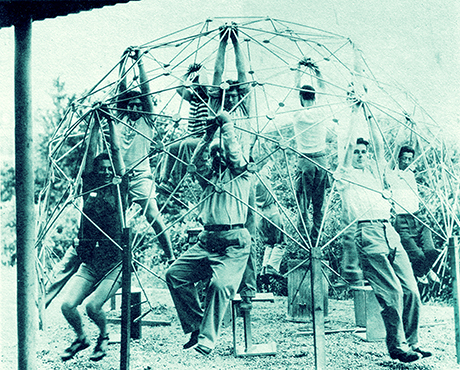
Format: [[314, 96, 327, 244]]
[[396, 210, 420, 217], [357, 219, 389, 225], [127, 170, 147, 178], [301, 151, 326, 159], [204, 224, 244, 232]]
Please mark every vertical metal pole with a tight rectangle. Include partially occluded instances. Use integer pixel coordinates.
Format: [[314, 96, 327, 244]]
[[120, 228, 131, 370], [311, 247, 325, 369], [449, 236, 460, 364], [15, 16, 37, 370]]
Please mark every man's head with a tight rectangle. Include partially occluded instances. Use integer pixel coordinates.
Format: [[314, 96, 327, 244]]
[[120, 90, 143, 121], [223, 80, 241, 111], [93, 153, 113, 184], [352, 137, 369, 169], [299, 85, 316, 107], [398, 146, 415, 171]]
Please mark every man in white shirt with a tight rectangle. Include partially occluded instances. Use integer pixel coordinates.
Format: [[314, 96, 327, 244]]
[[293, 58, 329, 247], [336, 110, 431, 363], [116, 48, 175, 263], [387, 145, 440, 283]]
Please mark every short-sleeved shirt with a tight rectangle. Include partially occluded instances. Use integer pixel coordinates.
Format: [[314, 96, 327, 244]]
[[293, 108, 327, 154], [386, 168, 419, 214], [116, 115, 153, 172]]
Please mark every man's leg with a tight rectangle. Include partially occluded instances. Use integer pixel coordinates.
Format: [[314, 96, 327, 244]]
[[311, 158, 328, 247], [59, 264, 94, 360], [169, 138, 200, 187], [158, 142, 181, 186], [386, 225, 421, 349], [129, 174, 174, 260], [261, 246, 273, 271], [238, 240, 257, 309], [85, 266, 122, 338], [266, 207, 285, 273], [85, 266, 122, 361], [416, 217, 440, 276], [394, 215, 425, 277], [295, 163, 311, 246], [355, 224, 410, 356], [141, 197, 174, 259], [198, 230, 251, 351], [60, 268, 94, 339], [340, 213, 362, 284], [165, 244, 211, 336]]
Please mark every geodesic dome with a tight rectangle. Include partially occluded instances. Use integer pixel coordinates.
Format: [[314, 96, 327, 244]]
[[36, 17, 458, 311]]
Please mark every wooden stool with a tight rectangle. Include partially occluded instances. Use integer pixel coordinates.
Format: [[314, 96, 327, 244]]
[[352, 285, 386, 342], [108, 287, 171, 341], [231, 293, 277, 356]]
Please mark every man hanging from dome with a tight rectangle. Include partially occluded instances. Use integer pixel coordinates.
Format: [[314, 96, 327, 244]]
[[59, 107, 127, 362], [115, 47, 175, 263]]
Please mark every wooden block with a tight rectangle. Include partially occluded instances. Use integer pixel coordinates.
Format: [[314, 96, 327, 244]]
[[235, 342, 277, 357], [232, 292, 275, 302], [287, 259, 329, 322], [352, 286, 386, 342]]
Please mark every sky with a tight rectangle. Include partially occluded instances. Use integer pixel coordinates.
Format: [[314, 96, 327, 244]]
[[0, 0, 458, 164]]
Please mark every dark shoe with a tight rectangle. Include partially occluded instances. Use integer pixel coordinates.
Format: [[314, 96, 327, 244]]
[[61, 336, 90, 361], [89, 334, 109, 362], [265, 265, 283, 277], [194, 344, 212, 355], [239, 296, 252, 312], [157, 182, 174, 195], [348, 279, 365, 288], [183, 330, 199, 350], [413, 347, 432, 358], [389, 349, 421, 363]]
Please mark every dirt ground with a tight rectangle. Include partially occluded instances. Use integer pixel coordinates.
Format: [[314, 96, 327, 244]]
[[1, 265, 458, 370]]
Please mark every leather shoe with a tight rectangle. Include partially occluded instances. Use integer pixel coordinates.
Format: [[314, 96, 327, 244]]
[[183, 330, 199, 349], [239, 296, 252, 312], [265, 265, 283, 277], [89, 334, 109, 362], [61, 336, 90, 361], [389, 349, 421, 363], [413, 347, 432, 358]]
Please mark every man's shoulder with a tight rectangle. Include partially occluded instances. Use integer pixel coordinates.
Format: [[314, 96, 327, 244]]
[[294, 107, 322, 121]]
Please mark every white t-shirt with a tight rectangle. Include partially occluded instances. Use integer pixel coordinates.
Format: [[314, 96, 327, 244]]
[[386, 168, 419, 214], [117, 116, 153, 172], [336, 160, 391, 221], [293, 107, 327, 154]]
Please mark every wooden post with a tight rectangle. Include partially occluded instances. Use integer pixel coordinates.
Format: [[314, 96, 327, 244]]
[[120, 228, 131, 370], [131, 289, 142, 340], [449, 236, 460, 364], [311, 247, 325, 369], [15, 16, 37, 370]]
